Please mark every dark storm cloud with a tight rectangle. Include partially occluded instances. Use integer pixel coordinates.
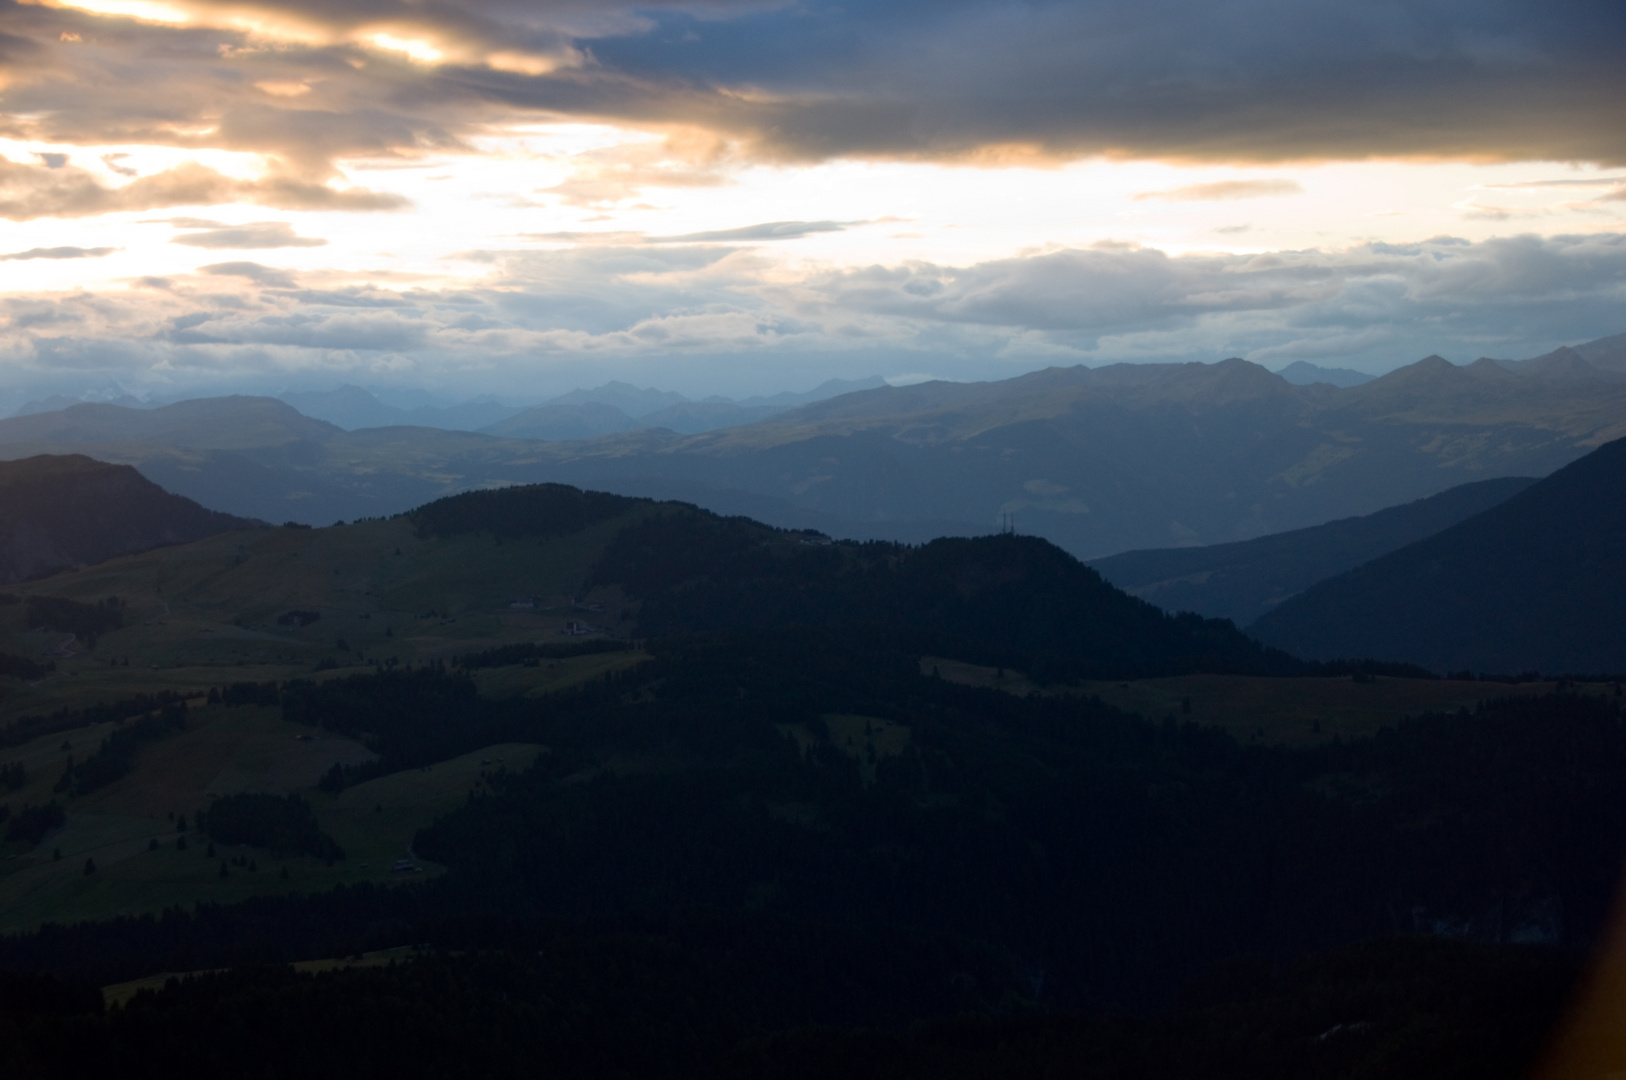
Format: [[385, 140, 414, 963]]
[[0, 0, 1620, 174], [570, 0, 1626, 164]]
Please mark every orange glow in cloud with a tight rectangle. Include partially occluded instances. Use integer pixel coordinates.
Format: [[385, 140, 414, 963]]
[[367, 32, 443, 64], [26, 0, 190, 23]]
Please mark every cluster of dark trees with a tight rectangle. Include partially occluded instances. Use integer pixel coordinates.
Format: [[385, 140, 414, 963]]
[[4, 800, 63, 846], [23, 596, 123, 640], [1, 689, 191, 750], [202, 793, 342, 861], [0, 651, 50, 681], [60, 702, 188, 797], [452, 638, 632, 670], [281, 666, 522, 789], [206, 682, 282, 708], [409, 483, 642, 540]]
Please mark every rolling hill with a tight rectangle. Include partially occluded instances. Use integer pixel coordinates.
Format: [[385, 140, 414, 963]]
[[0, 485, 1617, 1059], [1091, 475, 1536, 624], [0, 482, 1289, 711], [1250, 435, 1626, 674], [0, 455, 257, 584]]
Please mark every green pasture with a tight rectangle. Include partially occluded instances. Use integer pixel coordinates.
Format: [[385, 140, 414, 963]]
[[0, 501, 635, 932], [0, 689, 542, 932]]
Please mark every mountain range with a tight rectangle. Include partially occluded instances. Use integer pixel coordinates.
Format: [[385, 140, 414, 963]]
[[1273, 361, 1374, 387], [1250, 433, 1626, 675], [1, 334, 1624, 558], [274, 376, 889, 437], [535, 335, 1626, 556]]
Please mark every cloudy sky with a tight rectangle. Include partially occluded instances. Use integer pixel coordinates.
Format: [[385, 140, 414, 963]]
[[1, 0, 1624, 403]]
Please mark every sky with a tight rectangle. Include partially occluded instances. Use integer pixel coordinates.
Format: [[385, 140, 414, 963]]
[[0, 0, 1624, 405]]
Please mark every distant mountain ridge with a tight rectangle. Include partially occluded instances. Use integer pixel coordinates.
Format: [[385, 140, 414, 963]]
[[1250, 434, 1626, 674], [273, 376, 888, 436], [532, 334, 1626, 557], [2, 335, 1625, 555], [1274, 361, 1374, 387], [0, 455, 259, 583], [1091, 475, 1537, 624], [479, 376, 887, 440]]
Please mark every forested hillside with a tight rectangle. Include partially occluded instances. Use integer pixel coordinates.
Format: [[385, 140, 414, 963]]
[[0, 479, 1622, 1078], [1, 642, 1621, 1076]]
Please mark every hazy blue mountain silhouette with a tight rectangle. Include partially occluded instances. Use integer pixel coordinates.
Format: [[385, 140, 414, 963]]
[[1091, 475, 1536, 624], [3, 338, 1625, 552], [1250, 435, 1626, 674]]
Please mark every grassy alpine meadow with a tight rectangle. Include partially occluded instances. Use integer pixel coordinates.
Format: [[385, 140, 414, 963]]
[[0, 499, 653, 932], [0, 687, 545, 932]]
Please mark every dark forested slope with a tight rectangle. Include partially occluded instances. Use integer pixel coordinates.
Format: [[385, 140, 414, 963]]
[[1092, 476, 1535, 624], [590, 510, 1294, 679], [1251, 435, 1626, 673], [3, 649, 1622, 1035], [405, 483, 1293, 679], [0, 455, 258, 583]]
